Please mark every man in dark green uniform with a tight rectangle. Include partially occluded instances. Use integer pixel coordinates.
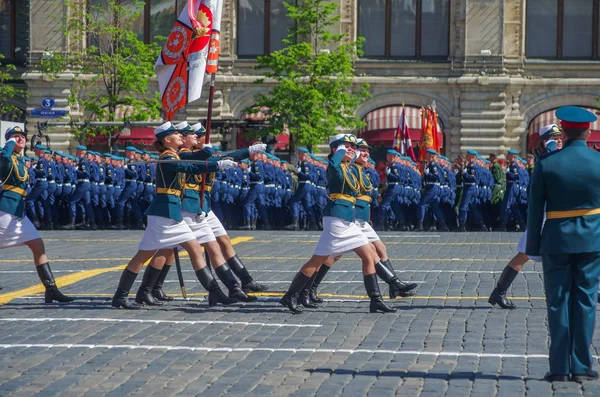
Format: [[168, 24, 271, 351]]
[[489, 154, 505, 229], [526, 106, 600, 382]]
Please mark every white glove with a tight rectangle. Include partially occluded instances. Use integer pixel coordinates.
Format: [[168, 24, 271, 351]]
[[424, 167, 429, 175], [202, 143, 212, 149], [350, 151, 360, 164], [218, 159, 236, 170], [249, 143, 267, 154], [7, 137, 17, 144], [462, 168, 467, 174], [336, 144, 347, 153], [386, 167, 391, 175]]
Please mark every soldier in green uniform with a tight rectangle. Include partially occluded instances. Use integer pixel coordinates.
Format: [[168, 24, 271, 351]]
[[526, 106, 600, 382], [489, 153, 505, 229]]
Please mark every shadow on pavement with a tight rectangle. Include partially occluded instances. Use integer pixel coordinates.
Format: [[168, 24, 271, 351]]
[[306, 368, 532, 381]]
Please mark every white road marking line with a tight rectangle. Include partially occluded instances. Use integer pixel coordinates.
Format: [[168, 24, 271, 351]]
[[280, 234, 441, 238], [14, 296, 373, 303], [148, 280, 427, 284], [0, 270, 541, 275], [0, 317, 321, 328], [0, 270, 87, 274], [0, 344, 585, 359]]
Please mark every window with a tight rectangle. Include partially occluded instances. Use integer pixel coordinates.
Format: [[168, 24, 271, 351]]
[[526, 0, 600, 59], [0, 0, 27, 63], [89, 1, 187, 45], [0, 0, 14, 60], [237, 0, 295, 57], [358, 0, 450, 59]]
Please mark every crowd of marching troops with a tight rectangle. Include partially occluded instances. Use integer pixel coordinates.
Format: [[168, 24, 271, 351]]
[[8, 135, 535, 232]]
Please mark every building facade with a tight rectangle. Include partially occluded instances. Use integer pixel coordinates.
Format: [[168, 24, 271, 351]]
[[3, 0, 600, 157]]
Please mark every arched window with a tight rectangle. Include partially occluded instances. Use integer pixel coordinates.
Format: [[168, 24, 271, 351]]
[[237, 0, 295, 57], [0, 0, 28, 63], [526, 0, 600, 59], [358, 0, 450, 59]]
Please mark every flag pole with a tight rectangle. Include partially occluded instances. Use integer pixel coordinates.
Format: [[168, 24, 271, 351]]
[[200, 0, 223, 210]]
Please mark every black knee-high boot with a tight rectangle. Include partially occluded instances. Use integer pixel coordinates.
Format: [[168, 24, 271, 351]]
[[308, 264, 330, 304], [36, 263, 75, 303], [135, 266, 164, 306], [226, 254, 268, 292], [152, 264, 174, 301], [364, 273, 396, 313], [488, 266, 518, 309], [298, 272, 319, 308], [195, 266, 237, 306], [112, 269, 141, 309], [214, 263, 257, 302], [376, 260, 418, 299], [279, 272, 311, 314]]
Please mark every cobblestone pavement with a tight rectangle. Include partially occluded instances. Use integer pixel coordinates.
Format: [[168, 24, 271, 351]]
[[1, 231, 599, 397]]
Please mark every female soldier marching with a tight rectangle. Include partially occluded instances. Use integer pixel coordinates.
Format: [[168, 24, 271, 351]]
[[298, 138, 418, 309], [111, 122, 238, 309], [134, 121, 263, 305], [279, 134, 395, 314], [0, 126, 74, 303]]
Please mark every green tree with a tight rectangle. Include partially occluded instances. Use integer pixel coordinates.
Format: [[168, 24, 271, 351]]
[[0, 54, 26, 118], [41, 0, 162, 149], [251, 0, 370, 163]]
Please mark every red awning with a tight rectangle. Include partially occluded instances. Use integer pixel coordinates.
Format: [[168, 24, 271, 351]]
[[360, 128, 428, 147], [359, 105, 443, 148], [528, 107, 600, 149]]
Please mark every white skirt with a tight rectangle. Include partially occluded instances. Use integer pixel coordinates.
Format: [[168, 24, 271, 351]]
[[181, 210, 217, 244], [355, 219, 380, 243], [517, 228, 542, 262], [313, 216, 369, 256], [205, 210, 227, 238], [0, 211, 41, 249], [138, 215, 197, 251]]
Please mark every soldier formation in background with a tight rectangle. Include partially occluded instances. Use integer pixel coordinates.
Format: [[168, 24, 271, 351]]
[[5, 138, 534, 233]]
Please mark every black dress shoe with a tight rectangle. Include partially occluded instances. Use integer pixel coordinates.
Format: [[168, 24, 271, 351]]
[[544, 372, 570, 382], [572, 370, 599, 382]]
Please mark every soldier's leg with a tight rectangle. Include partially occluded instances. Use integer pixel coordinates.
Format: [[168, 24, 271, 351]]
[[24, 238, 74, 303], [488, 252, 529, 309], [214, 232, 268, 293], [542, 253, 573, 376], [570, 252, 600, 377]]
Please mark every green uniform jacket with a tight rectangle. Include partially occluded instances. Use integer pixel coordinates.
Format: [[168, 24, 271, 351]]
[[146, 149, 219, 222], [0, 141, 28, 218], [353, 164, 372, 223], [490, 161, 505, 204], [322, 149, 358, 222], [526, 139, 600, 255], [181, 146, 214, 214]]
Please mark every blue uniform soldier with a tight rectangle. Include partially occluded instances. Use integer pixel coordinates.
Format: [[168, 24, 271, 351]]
[[112, 146, 140, 230], [526, 106, 600, 382], [417, 149, 448, 231], [285, 148, 315, 230], [500, 149, 525, 231]]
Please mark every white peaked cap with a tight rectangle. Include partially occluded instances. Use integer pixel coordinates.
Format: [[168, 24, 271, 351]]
[[329, 133, 347, 146], [174, 121, 190, 130]]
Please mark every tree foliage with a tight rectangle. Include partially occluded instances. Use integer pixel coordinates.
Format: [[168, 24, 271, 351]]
[[251, 0, 370, 159], [0, 54, 26, 118], [41, 0, 162, 146]]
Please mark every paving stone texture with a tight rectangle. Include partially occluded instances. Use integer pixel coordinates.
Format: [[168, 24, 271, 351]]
[[0, 231, 598, 396]]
